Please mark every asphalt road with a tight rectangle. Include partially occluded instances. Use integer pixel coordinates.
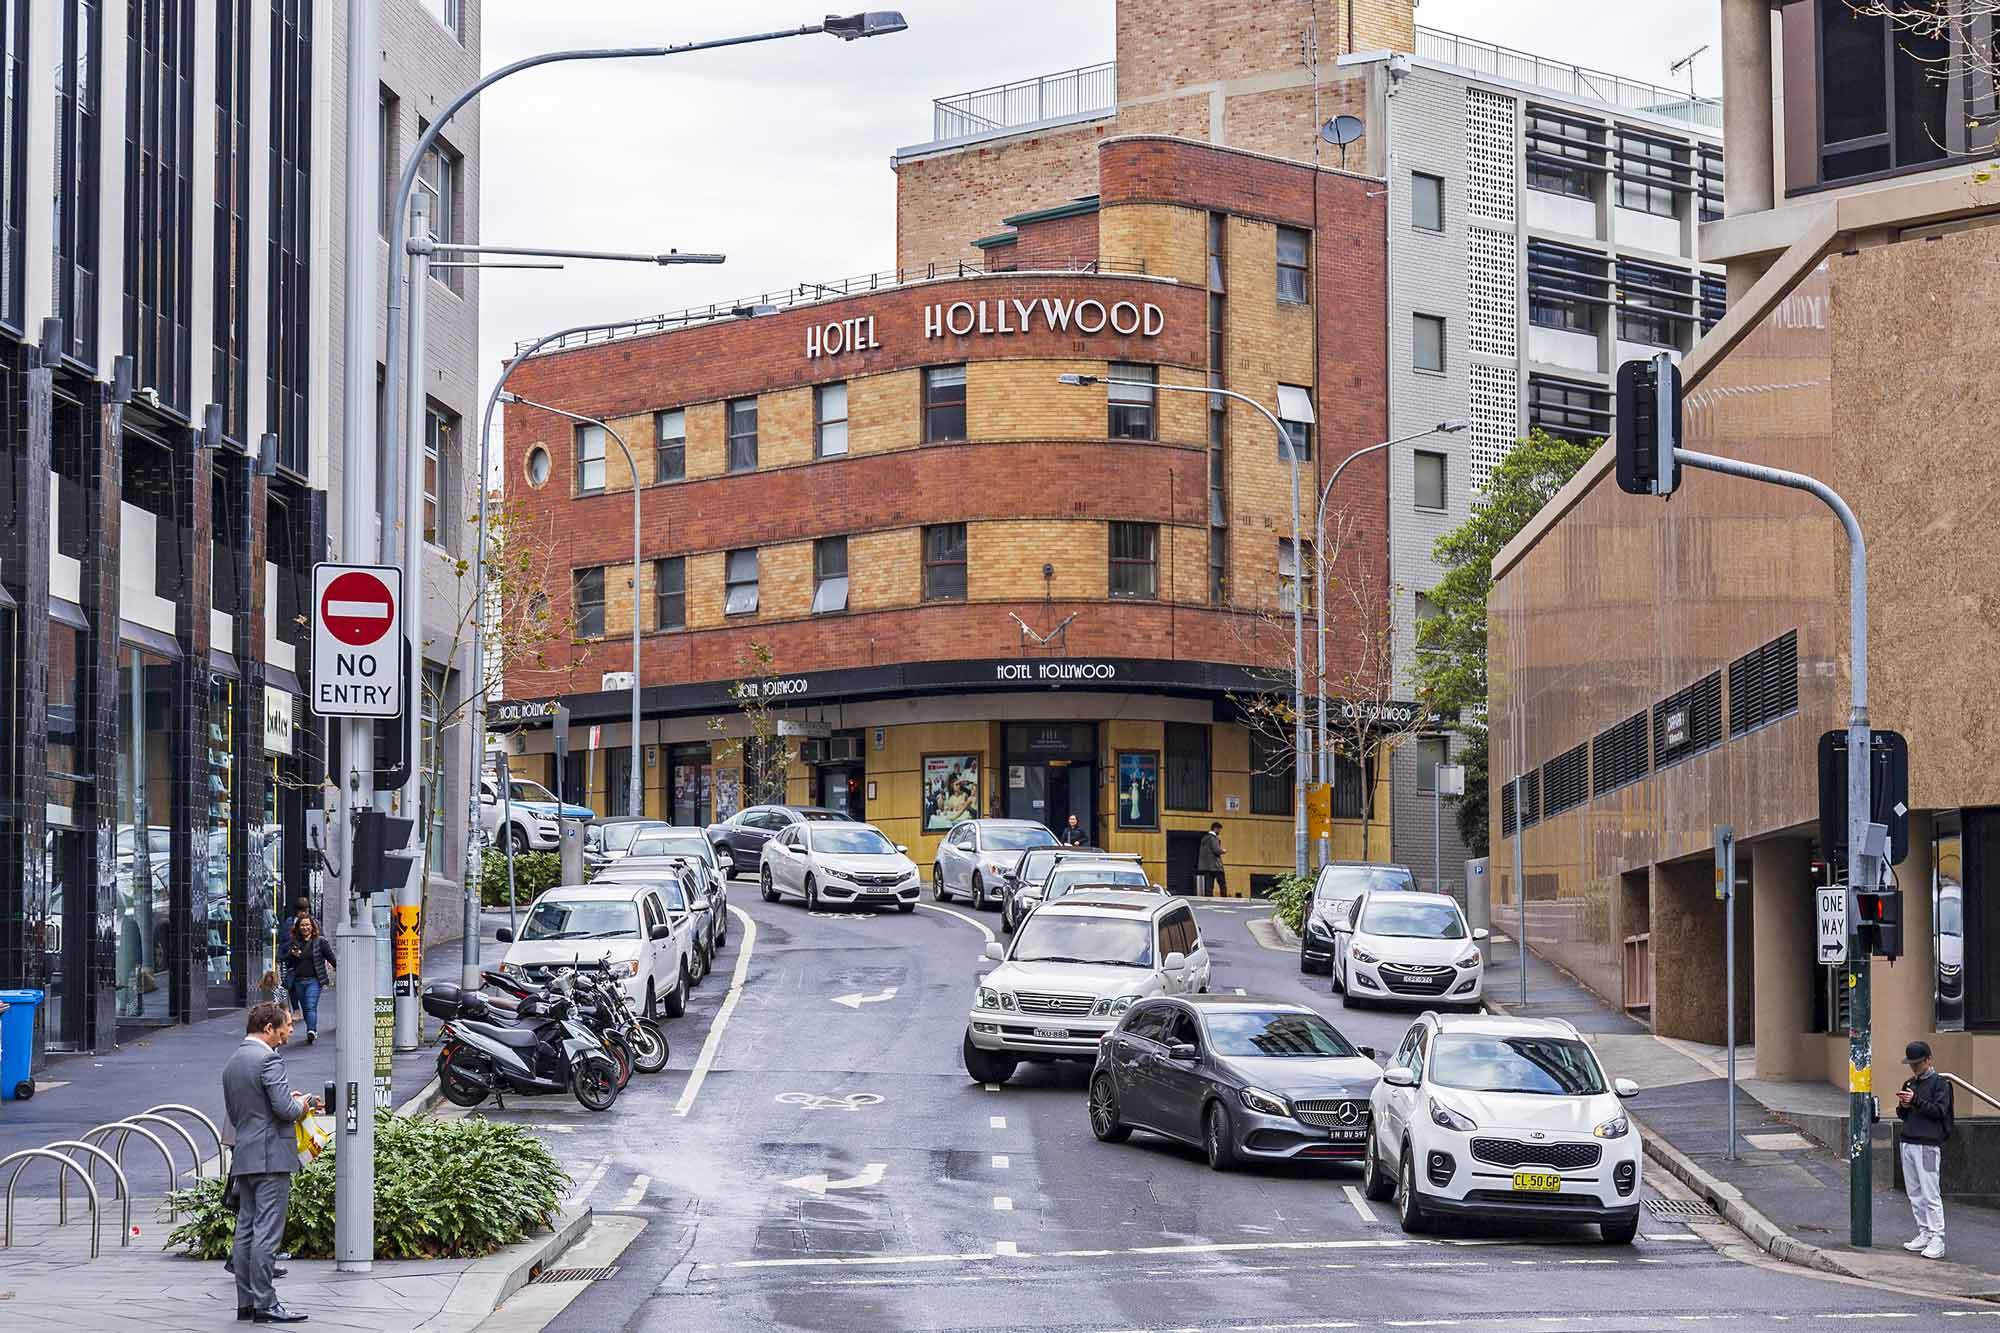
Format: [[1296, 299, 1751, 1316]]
[[480, 884, 1977, 1333]]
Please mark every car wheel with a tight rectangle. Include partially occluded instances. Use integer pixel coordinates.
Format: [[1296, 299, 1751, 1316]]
[[1396, 1150, 1431, 1234], [761, 867, 778, 902], [643, 981, 658, 1021], [1361, 1134, 1395, 1201], [1002, 900, 1016, 934], [1601, 1217, 1638, 1245], [961, 1031, 1017, 1085], [805, 876, 820, 911], [664, 965, 688, 1019], [1089, 1074, 1132, 1144], [972, 873, 987, 909], [932, 866, 948, 901], [1205, 1102, 1238, 1172]]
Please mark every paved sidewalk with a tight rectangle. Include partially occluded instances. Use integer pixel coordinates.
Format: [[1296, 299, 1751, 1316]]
[[1483, 935, 2000, 1298]]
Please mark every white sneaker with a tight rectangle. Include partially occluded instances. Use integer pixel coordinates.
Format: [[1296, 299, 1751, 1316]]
[[1921, 1237, 1947, 1260], [1902, 1233, 1932, 1252]]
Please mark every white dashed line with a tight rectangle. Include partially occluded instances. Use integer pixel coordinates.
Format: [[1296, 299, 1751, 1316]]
[[983, 1082, 1000, 1092], [674, 905, 758, 1119], [990, 1115, 1007, 1129], [995, 1241, 1019, 1256], [617, 1174, 651, 1210], [992, 1154, 1010, 1169], [992, 1196, 1013, 1211], [1234, 987, 1248, 995]]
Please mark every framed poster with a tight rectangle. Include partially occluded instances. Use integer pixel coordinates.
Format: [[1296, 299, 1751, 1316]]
[[1117, 751, 1160, 830], [922, 754, 982, 831]]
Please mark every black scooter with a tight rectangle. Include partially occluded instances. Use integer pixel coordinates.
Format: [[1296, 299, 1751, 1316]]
[[486, 962, 668, 1076], [422, 981, 621, 1111]]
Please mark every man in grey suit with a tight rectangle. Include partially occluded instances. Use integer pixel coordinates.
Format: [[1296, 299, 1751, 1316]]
[[224, 1000, 318, 1324]]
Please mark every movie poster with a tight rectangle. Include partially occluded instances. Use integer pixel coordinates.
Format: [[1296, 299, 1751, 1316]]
[[922, 755, 981, 831]]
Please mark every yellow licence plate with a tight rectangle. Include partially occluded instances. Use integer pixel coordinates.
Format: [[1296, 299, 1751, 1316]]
[[1512, 1171, 1563, 1193]]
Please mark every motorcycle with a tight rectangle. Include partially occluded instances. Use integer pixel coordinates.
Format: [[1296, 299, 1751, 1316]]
[[487, 960, 668, 1076], [421, 981, 621, 1111]]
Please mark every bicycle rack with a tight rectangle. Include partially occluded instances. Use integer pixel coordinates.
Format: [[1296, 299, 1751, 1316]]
[[142, 1103, 229, 1175], [38, 1141, 131, 1246], [80, 1121, 180, 1221], [117, 1113, 204, 1182], [1, 1148, 104, 1259]]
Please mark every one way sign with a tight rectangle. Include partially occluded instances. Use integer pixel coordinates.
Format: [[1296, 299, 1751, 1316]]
[[311, 563, 403, 718]]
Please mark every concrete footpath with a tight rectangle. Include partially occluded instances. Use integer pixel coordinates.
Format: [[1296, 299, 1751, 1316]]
[[1483, 935, 2000, 1301]]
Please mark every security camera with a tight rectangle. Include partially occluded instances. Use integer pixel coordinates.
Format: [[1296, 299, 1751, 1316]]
[[1043, 564, 1055, 579]]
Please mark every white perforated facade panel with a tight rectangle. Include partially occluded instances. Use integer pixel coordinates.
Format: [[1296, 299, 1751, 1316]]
[[1465, 88, 1517, 224], [1467, 226, 1517, 360], [1468, 361, 1519, 494]]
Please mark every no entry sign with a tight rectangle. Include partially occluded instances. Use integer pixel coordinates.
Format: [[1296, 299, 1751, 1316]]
[[311, 563, 404, 718]]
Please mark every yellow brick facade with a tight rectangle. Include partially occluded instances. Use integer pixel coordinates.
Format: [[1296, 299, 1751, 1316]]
[[1098, 202, 1207, 289]]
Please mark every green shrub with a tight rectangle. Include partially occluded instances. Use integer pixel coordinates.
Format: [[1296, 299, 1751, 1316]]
[[165, 1111, 568, 1261], [478, 848, 565, 907], [1270, 872, 1315, 936]]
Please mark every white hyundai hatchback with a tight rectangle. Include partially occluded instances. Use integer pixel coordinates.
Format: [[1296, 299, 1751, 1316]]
[[1334, 888, 1487, 1009], [1362, 1013, 1642, 1243]]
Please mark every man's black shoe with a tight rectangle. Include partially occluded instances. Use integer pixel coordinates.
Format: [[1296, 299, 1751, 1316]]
[[239, 1308, 253, 1321], [253, 1305, 309, 1324]]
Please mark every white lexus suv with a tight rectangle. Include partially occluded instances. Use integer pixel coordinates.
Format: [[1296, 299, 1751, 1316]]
[[1363, 1013, 1642, 1243]]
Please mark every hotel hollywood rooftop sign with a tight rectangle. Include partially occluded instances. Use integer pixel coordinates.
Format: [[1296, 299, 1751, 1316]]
[[806, 296, 1166, 359]]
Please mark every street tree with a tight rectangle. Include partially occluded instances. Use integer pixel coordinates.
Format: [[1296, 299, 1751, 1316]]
[[711, 641, 794, 808]]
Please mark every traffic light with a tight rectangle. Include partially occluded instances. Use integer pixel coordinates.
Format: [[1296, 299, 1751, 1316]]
[[1615, 353, 1681, 498], [1856, 883, 1904, 961], [1817, 730, 1910, 865], [351, 810, 418, 898]]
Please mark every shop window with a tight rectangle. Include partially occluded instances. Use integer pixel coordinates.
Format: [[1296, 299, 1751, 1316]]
[[727, 397, 758, 473], [573, 566, 605, 638], [1277, 384, 1314, 462], [575, 423, 605, 493], [206, 676, 235, 992], [1414, 450, 1446, 511], [1116, 752, 1160, 829], [1413, 314, 1446, 373], [815, 382, 848, 457], [115, 646, 173, 1022], [1164, 722, 1210, 812], [1276, 226, 1310, 303], [813, 536, 849, 614], [1108, 522, 1158, 600], [724, 547, 759, 616], [922, 523, 966, 601], [1412, 172, 1444, 231], [924, 365, 967, 442], [655, 408, 685, 482], [1107, 363, 1156, 440], [654, 556, 684, 631], [1250, 729, 1294, 816]]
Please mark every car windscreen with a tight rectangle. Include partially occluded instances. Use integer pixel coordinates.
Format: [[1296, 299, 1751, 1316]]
[[1017, 850, 1063, 884], [1010, 915, 1154, 968], [1318, 866, 1416, 900], [1430, 1035, 1606, 1096], [632, 833, 710, 862], [1205, 1010, 1359, 1059], [1358, 896, 1466, 939], [521, 899, 639, 941], [603, 823, 654, 852], [812, 826, 896, 855], [509, 779, 559, 804], [1047, 866, 1148, 898], [986, 825, 1059, 851]]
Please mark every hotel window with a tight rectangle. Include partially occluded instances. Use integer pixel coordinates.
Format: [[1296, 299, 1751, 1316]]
[[424, 402, 456, 543], [1277, 384, 1314, 462], [1614, 129, 1688, 218], [1108, 522, 1159, 600], [922, 523, 967, 601], [1250, 730, 1294, 816], [924, 365, 967, 442], [575, 423, 605, 493], [417, 133, 461, 293], [1413, 314, 1445, 373], [815, 382, 848, 457], [1276, 226, 1310, 304], [724, 548, 759, 616], [1107, 363, 1156, 440], [654, 557, 685, 631], [727, 397, 758, 472], [1526, 106, 1605, 199], [1278, 538, 1314, 614], [812, 537, 849, 614], [1411, 172, 1444, 232], [573, 567, 605, 638], [1527, 240, 1609, 334], [1414, 450, 1446, 511], [655, 408, 685, 482]]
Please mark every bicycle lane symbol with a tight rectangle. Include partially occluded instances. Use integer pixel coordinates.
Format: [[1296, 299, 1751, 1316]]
[[775, 1092, 885, 1112]]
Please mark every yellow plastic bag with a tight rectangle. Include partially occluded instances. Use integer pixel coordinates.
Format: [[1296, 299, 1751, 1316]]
[[295, 1117, 330, 1163]]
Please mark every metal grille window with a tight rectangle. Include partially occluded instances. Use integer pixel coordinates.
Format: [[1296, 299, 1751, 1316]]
[[423, 402, 454, 544], [1108, 522, 1158, 600], [655, 408, 685, 482], [727, 397, 758, 472], [1654, 670, 1723, 766], [1331, 754, 1368, 819], [1613, 128, 1690, 217], [1592, 712, 1650, 796], [0, 0, 26, 330], [654, 556, 685, 631], [1728, 630, 1799, 735], [1467, 226, 1518, 358], [815, 382, 848, 457], [575, 423, 606, 493], [1412, 172, 1444, 231], [1276, 226, 1310, 303], [1501, 777, 1517, 837], [925, 364, 967, 442], [1500, 770, 1542, 837], [1277, 383, 1314, 461], [1413, 314, 1446, 373], [1107, 363, 1156, 440], [1528, 375, 1612, 443], [724, 548, 759, 616], [1164, 722, 1210, 812], [812, 537, 848, 614], [1414, 451, 1446, 511], [1540, 743, 1588, 817], [1465, 88, 1518, 222], [573, 567, 605, 639], [922, 523, 967, 601], [1527, 239, 1609, 334], [1250, 730, 1294, 816], [1525, 105, 1605, 199], [1616, 258, 1696, 348]]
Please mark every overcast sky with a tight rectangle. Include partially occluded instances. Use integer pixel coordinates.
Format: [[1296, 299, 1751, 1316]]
[[477, 1, 1722, 426]]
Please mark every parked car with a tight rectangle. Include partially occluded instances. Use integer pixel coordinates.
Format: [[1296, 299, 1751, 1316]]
[[625, 828, 731, 949], [999, 846, 1132, 933], [963, 890, 1211, 1084], [1301, 863, 1418, 974], [761, 820, 921, 912], [933, 818, 1060, 910], [585, 816, 668, 871], [1362, 1012, 1641, 1243], [598, 847, 728, 961], [707, 805, 845, 878], [1332, 885, 1486, 1008], [479, 774, 596, 853], [493, 879, 697, 1020], [1089, 995, 1382, 1171], [1039, 859, 1154, 910]]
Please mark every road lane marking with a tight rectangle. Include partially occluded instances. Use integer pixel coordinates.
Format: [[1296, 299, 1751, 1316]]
[[566, 1156, 609, 1205], [992, 1196, 1013, 1210], [984, 1083, 1000, 1092], [674, 904, 758, 1118], [1342, 1184, 1377, 1223], [618, 1174, 651, 1209], [917, 901, 996, 944], [990, 1115, 1007, 1129], [996, 1240, 1019, 1256], [1234, 988, 1247, 995], [782, 1162, 889, 1196], [992, 1154, 1010, 1169]]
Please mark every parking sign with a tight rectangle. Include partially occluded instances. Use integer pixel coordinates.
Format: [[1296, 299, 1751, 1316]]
[[311, 563, 403, 718]]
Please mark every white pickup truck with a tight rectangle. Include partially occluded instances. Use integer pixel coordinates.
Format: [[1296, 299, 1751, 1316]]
[[478, 775, 596, 852]]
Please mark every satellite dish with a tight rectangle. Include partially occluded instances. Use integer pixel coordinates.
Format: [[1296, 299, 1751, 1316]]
[[1321, 115, 1365, 147]]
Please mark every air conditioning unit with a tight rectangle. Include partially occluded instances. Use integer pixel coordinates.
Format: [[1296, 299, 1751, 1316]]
[[797, 739, 827, 765], [826, 736, 862, 763]]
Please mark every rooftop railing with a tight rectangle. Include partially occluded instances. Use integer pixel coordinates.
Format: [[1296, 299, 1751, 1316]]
[[1415, 26, 1722, 130], [931, 60, 1115, 143]]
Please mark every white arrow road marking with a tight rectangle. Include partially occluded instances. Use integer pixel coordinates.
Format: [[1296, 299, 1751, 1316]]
[[832, 987, 899, 1008], [675, 904, 758, 1118], [618, 1174, 651, 1210], [782, 1162, 889, 1196]]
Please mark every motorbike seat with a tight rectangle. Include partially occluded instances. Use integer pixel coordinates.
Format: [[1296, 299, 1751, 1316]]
[[460, 1020, 542, 1049]]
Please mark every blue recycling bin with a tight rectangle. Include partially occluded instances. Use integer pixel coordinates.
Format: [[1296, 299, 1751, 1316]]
[[0, 988, 44, 1101]]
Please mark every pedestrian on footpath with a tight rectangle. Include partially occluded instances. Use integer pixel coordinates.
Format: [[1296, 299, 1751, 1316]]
[[1896, 1039, 1954, 1260], [275, 895, 313, 959], [282, 915, 335, 1045], [224, 1001, 319, 1324], [1060, 813, 1089, 846], [1197, 821, 1227, 896]]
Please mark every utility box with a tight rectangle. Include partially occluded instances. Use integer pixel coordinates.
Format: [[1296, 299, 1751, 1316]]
[[1464, 858, 1491, 932], [560, 816, 586, 884]]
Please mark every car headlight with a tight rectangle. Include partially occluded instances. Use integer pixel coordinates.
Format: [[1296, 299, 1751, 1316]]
[[1593, 1113, 1630, 1140], [1307, 917, 1333, 939], [1091, 994, 1142, 1017], [617, 959, 641, 977], [1456, 948, 1482, 968], [499, 961, 522, 976], [977, 987, 1017, 1011], [1429, 1097, 1477, 1132], [1350, 946, 1378, 965], [1240, 1086, 1292, 1118]]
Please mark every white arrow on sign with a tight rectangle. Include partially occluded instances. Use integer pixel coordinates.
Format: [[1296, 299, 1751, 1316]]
[[832, 987, 898, 1009], [782, 1162, 888, 1196]]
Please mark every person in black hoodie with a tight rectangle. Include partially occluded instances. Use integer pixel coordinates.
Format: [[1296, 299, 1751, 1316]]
[[282, 914, 336, 1046], [1895, 1039, 1954, 1259]]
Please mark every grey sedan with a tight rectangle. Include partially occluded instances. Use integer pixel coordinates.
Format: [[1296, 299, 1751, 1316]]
[[1088, 995, 1381, 1172]]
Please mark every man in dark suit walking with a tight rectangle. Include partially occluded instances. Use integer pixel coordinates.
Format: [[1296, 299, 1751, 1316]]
[[224, 1001, 319, 1323], [1197, 822, 1227, 895]]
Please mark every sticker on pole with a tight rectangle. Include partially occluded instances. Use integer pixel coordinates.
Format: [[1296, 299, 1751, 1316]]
[[1817, 886, 1848, 965], [311, 563, 403, 718]]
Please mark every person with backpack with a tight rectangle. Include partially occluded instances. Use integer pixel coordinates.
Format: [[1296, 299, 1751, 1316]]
[[1896, 1039, 1954, 1259]]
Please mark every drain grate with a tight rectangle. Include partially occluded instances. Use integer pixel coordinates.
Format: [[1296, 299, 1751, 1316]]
[[1645, 1198, 1720, 1222], [531, 1265, 619, 1284]]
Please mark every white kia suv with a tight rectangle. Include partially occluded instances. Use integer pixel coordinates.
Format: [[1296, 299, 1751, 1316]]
[[1362, 1013, 1642, 1243], [1334, 888, 1487, 1009]]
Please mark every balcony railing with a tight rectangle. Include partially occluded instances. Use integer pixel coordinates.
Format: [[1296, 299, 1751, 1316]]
[[931, 60, 1115, 143], [1416, 27, 1721, 130]]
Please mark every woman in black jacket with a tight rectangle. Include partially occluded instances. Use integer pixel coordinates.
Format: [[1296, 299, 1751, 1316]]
[[283, 914, 336, 1044]]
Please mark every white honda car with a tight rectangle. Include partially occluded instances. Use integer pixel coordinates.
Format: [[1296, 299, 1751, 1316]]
[[760, 820, 921, 911], [1362, 1013, 1642, 1243], [1334, 888, 1486, 1009]]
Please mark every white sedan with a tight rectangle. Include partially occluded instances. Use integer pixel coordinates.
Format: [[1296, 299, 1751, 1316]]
[[760, 821, 921, 912], [1334, 890, 1487, 1009]]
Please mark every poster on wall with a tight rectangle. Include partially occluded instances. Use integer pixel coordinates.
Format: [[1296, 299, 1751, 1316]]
[[1117, 751, 1160, 829], [922, 754, 981, 831], [714, 768, 743, 820]]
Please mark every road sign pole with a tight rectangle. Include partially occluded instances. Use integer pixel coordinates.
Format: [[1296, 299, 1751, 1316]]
[[394, 191, 431, 1054], [1716, 825, 1737, 1161]]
